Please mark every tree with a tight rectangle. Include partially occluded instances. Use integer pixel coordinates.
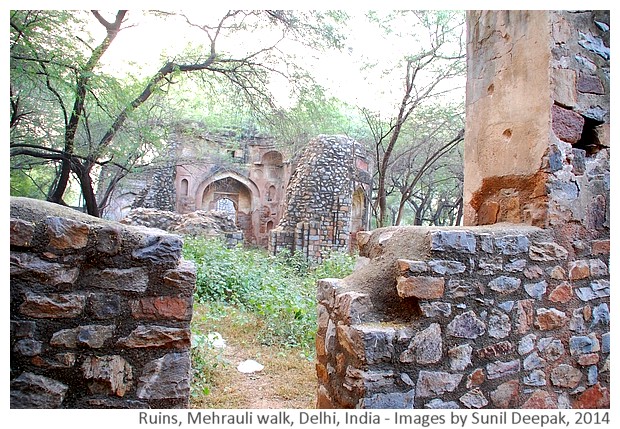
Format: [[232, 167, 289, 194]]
[[10, 10, 346, 216], [360, 10, 466, 227]]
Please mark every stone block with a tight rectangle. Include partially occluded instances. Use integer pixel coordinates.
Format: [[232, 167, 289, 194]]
[[10, 218, 36, 247], [419, 302, 451, 317], [316, 385, 335, 409], [13, 339, 43, 356], [19, 292, 85, 318], [476, 341, 514, 360], [552, 68, 577, 107], [358, 326, 396, 364], [523, 352, 545, 370], [522, 390, 558, 409], [448, 343, 473, 370], [552, 104, 585, 144], [83, 267, 150, 293], [490, 380, 519, 408], [415, 371, 463, 398], [447, 311, 486, 339], [82, 355, 133, 397], [361, 390, 415, 409], [494, 234, 530, 255], [429, 230, 476, 253], [428, 260, 466, 275], [396, 276, 445, 299], [424, 399, 460, 409], [568, 260, 590, 280], [459, 389, 488, 409], [569, 334, 600, 356], [488, 311, 511, 339], [317, 279, 342, 309], [136, 352, 191, 400], [116, 325, 190, 349], [523, 370, 546, 386], [538, 337, 565, 361], [45, 216, 90, 250], [550, 364, 582, 388], [11, 320, 36, 339], [525, 280, 547, 300], [535, 308, 568, 330], [466, 368, 485, 389], [400, 323, 442, 364], [548, 282, 573, 303], [488, 276, 521, 294], [577, 74, 605, 94], [505, 259, 526, 272], [163, 260, 197, 295], [396, 259, 428, 274], [591, 303, 609, 327], [486, 360, 520, 380], [572, 383, 610, 409], [50, 324, 116, 348], [132, 234, 183, 267], [592, 240, 611, 255], [589, 259, 608, 276], [87, 293, 122, 319], [10, 372, 68, 408], [337, 325, 365, 363], [478, 201, 499, 225], [334, 291, 373, 324], [529, 242, 569, 261], [131, 296, 193, 321], [518, 334, 537, 355], [515, 299, 534, 334], [11, 253, 80, 287], [95, 225, 122, 255], [577, 353, 600, 366]]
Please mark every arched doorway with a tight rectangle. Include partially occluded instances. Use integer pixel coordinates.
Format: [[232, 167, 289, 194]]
[[197, 173, 260, 244]]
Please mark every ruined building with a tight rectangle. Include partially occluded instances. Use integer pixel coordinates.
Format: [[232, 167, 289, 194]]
[[103, 126, 293, 248], [104, 126, 372, 254], [316, 10, 610, 409], [269, 135, 372, 261]]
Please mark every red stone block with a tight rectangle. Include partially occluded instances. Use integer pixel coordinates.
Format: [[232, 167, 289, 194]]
[[573, 383, 610, 409], [577, 353, 600, 366], [548, 282, 573, 303], [396, 276, 445, 299], [522, 390, 558, 409], [592, 240, 610, 255], [568, 260, 590, 280], [130, 297, 192, 321], [552, 104, 585, 144]]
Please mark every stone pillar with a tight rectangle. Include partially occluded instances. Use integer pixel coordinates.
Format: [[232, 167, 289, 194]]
[[463, 11, 609, 234]]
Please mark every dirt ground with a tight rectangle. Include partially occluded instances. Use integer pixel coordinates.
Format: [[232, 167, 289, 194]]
[[190, 306, 317, 409]]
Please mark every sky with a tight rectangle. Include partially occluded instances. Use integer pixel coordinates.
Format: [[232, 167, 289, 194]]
[[94, 9, 466, 114]]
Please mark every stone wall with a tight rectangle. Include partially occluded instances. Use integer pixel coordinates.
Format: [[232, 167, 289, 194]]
[[269, 135, 372, 262], [463, 11, 610, 230], [316, 225, 610, 409], [10, 197, 195, 408]]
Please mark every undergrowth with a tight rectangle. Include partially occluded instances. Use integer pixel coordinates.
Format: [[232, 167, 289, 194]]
[[183, 237, 355, 400]]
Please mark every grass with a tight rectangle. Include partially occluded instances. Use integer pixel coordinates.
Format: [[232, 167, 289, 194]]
[[183, 237, 355, 408]]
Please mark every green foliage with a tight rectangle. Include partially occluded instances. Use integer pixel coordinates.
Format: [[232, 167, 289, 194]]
[[189, 330, 226, 398], [182, 237, 355, 352]]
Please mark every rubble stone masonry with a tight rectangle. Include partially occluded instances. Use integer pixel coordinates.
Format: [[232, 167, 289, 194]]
[[10, 197, 195, 408], [316, 225, 610, 409]]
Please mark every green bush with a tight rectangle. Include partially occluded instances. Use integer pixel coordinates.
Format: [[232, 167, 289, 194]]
[[182, 237, 355, 352]]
